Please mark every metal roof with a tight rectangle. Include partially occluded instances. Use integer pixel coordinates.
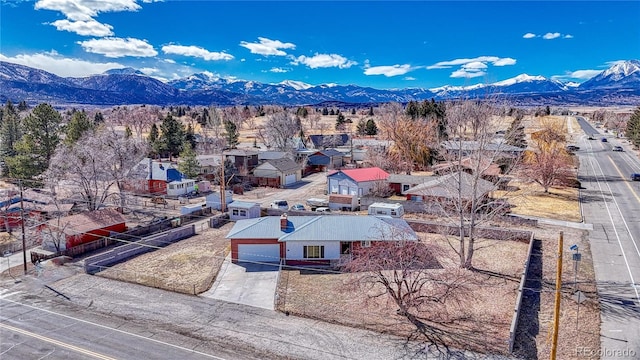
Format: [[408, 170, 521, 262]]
[[327, 167, 389, 182], [226, 215, 418, 242], [228, 201, 260, 209], [388, 174, 434, 184], [404, 172, 497, 199]]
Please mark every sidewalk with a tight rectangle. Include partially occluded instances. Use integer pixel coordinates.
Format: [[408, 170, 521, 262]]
[[0, 249, 33, 274], [510, 214, 593, 230]]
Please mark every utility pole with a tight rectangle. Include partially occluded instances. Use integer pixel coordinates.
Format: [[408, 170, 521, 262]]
[[550, 231, 563, 360], [220, 153, 226, 213], [19, 180, 27, 275]]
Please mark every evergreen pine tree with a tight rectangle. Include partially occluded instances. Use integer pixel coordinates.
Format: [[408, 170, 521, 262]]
[[223, 120, 239, 148], [335, 112, 346, 130], [626, 107, 640, 148], [158, 113, 185, 159], [178, 142, 200, 179], [5, 103, 62, 182], [65, 110, 93, 145], [17, 100, 28, 112], [124, 126, 133, 138], [365, 118, 378, 136]]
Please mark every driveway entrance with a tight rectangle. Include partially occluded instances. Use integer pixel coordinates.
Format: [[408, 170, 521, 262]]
[[201, 256, 279, 310]]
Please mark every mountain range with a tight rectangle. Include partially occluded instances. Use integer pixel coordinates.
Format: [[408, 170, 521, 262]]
[[1, 60, 639, 107]]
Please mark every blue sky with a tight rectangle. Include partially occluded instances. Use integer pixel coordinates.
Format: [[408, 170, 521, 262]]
[[1, 0, 639, 89]]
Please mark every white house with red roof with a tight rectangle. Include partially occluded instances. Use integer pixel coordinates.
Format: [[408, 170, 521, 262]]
[[327, 167, 389, 196]]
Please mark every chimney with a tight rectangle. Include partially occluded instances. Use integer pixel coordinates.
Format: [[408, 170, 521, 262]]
[[280, 213, 288, 231]]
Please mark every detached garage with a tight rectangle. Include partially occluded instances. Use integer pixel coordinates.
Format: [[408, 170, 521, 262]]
[[252, 158, 301, 187]]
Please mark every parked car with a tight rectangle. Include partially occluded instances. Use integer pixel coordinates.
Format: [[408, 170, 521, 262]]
[[314, 207, 331, 213], [631, 173, 640, 181], [566, 145, 580, 152], [601, 138, 608, 142], [587, 135, 595, 140], [270, 200, 288, 210], [612, 146, 623, 152], [289, 204, 306, 211]]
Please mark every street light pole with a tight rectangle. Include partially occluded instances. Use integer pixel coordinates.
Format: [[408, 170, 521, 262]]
[[19, 179, 27, 275]]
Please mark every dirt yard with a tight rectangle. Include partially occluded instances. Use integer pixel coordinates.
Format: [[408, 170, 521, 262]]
[[496, 180, 582, 222], [276, 232, 530, 355], [97, 222, 233, 295]]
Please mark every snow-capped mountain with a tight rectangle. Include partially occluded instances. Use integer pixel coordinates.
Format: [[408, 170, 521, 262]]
[[579, 60, 640, 89], [278, 80, 313, 90], [1, 60, 639, 106], [103, 67, 146, 76]]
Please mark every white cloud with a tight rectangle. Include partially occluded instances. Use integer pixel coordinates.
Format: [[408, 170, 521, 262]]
[[269, 67, 288, 73], [564, 34, 574, 39], [551, 69, 602, 81], [78, 37, 158, 58], [493, 57, 516, 66], [139, 67, 159, 75], [404, 76, 416, 81], [451, 69, 486, 78], [239, 37, 295, 56], [462, 61, 487, 70], [427, 56, 516, 79], [35, 0, 141, 21], [606, 60, 627, 67], [163, 58, 176, 64], [427, 56, 514, 69], [292, 53, 356, 69], [568, 69, 602, 79], [49, 19, 114, 36], [523, 33, 537, 39], [543, 32, 561, 40], [364, 64, 413, 77], [161, 45, 233, 61], [0, 51, 124, 77], [240, 58, 246, 62]]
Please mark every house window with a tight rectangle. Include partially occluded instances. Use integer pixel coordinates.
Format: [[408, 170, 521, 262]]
[[303, 245, 324, 259], [239, 210, 247, 217], [232, 209, 239, 216], [402, 184, 411, 192], [361, 240, 371, 248]]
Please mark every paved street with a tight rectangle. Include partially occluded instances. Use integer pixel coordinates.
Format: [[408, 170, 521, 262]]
[[575, 116, 640, 359], [0, 272, 486, 360]]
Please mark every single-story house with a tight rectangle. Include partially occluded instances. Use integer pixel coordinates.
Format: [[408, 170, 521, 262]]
[[167, 179, 196, 197], [404, 172, 497, 206], [252, 158, 302, 187], [40, 208, 126, 252], [327, 167, 389, 196], [440, 140, 525, 158], [307, 149, 344, 171], [431, 158, 501, 182], [228, 201, 261, 220], [226, 214, 418, 265], [308, 134, 349, 149], [388, 174, 435, 195]]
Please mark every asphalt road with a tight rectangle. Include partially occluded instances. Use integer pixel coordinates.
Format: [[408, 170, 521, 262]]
[[575, 116, 640, 359], [0, 294, 231, 360]]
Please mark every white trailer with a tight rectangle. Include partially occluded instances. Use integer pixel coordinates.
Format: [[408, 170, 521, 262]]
[[367, 202, 404, 218]]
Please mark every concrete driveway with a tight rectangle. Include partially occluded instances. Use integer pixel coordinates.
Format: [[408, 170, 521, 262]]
[[201, 256, 279, 310]]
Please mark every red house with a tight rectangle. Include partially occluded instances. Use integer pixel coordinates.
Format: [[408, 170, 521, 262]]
[[40, 208, 126, 252]]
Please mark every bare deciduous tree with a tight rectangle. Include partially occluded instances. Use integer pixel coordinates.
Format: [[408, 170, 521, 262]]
[[263, 111, 299, 151], [47, 127, 148, 211], [434, 100, 522, 269], [522, 124, 574, 193], [342, 232, 470, 353]]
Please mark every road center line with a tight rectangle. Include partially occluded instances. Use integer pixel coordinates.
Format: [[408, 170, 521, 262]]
[[0, 322, 116, 360]]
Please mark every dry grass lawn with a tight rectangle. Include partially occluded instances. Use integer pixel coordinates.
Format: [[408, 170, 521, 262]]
[[98, 222, 233, 295], [496, 180, 582, 222], [277, 232, 531, 355]]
